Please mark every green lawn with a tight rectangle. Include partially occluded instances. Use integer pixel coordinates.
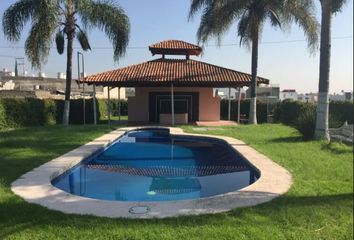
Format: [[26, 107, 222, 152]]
[[99, 115, 128, 124], [0, 124, 352, 240]]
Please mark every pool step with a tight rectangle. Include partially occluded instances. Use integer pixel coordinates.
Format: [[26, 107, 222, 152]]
[[84, 165, 248, 177]]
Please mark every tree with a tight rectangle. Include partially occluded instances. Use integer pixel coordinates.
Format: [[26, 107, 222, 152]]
[[189, 0, 319, 124], [14, 60, 18, 77], [314, 0, 348, 140], [2, 0, 130, 125]]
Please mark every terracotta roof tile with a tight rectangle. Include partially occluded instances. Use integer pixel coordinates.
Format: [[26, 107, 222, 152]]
[[149, 40, 202, 51], [78, 58, 270, 87]]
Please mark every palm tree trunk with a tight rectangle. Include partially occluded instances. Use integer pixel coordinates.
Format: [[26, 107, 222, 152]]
[[249, 28, 259, 125], [62, 32, 74, 125], [314, 0, 332, 140]]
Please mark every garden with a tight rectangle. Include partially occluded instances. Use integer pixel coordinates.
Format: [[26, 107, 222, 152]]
[[0, 122, 352, 239]]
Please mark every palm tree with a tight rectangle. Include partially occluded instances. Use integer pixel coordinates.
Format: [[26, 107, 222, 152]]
[[314, 0, 348, 140], [189, 0, 319, 124], [2, 0, 130, 125]]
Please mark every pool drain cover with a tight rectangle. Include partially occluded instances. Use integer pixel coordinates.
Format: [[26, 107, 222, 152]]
[[129, 206, 150, 214]]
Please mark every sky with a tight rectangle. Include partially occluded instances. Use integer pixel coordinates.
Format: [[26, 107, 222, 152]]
[[0, 0, 353, 94]]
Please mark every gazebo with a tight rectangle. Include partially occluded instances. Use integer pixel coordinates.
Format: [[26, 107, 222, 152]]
[[77, 40, 270, 125]]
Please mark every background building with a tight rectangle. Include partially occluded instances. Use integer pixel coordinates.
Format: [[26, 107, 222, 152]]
[[280, 89, 298, 101], [246, 84, 280, 101], [0, 75, 126, 99]]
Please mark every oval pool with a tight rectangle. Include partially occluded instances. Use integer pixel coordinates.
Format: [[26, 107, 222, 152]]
[[52, 129, 259, 202]]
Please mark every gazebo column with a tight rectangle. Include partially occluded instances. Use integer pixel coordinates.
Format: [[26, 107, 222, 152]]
[[171, 83, 175, 126], [238, 87, 242, 124], [118, 87, 121, 121], [93, 84, 97, 125], [228, 87, 231, 121], [108, 87, 111, 124]]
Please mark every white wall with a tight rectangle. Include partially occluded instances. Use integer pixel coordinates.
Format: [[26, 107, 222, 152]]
[[280, 92, 298, 101], [102, 87, 126, 99]]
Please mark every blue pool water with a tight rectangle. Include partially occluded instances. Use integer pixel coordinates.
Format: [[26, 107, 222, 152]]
[[52, 129, 259, 202]]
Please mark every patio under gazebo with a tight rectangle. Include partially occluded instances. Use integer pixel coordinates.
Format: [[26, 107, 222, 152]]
[[77, 40, 270, 125]]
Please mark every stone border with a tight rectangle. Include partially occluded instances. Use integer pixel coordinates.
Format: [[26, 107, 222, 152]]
[[11, 127, 292, 219]]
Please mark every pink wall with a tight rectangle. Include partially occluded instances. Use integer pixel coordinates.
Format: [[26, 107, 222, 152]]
[[128, 87, 220, 122]]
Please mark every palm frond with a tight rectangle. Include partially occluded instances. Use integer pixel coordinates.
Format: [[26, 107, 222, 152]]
[[25, 4, 58, 69], [268, 9, 282, 29], [283, 0, 320, 54], [76, 28, 91, 51], [2, 0, 34, 42], [331, 0, 348, 13], [80, 0, 130, 63], [72, 0, 91, 13], [56, 31, 65, 54], [196, 0, 250, 45], [238, 11, 252, 48], [188, 0, 214, 21]]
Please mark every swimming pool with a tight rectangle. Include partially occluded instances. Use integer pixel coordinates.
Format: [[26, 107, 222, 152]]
[[52, 129, 259, 202]]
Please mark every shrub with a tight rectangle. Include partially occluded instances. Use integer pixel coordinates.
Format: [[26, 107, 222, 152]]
[[293, 105, 342, 140], [274, 99, 353, 127], [329, 100, 353, 124], [55, 99, 102, 125], [0, 101, 8, 131], [220, 99, 268, 123], [274, 99, 310, 125], [0, 98, 57, 128], [110, 99, 128, 116]]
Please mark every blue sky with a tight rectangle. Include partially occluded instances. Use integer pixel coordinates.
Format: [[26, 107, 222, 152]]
[[0, 0, 353, 93]]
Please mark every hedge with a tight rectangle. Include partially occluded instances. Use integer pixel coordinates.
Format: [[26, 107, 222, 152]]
[[273, 99, 353, 125], [220, 98, 353, 125], [220, 99, 268, 123], [0, 98, 128, 131], [1, 97, 352, 131], [329, 100, 353, 125]]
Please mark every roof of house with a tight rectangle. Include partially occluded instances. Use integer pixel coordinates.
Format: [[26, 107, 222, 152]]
[[149, 40, 203, 56], [77, 58, 270, 87]]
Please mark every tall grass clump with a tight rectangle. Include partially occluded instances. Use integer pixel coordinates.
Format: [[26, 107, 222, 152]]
[[293, 105, 342, 140]]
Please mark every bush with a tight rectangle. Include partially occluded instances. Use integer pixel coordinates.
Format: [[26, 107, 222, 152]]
[[110, 99, 128, 116], [220, 99, 268, 123], [0, 101, 8, 131], [0, 98, 103, 130], [274, 99, 353, 126], [274, 99, 310, 125], [55, 99, 102, 125], [329, 100, 353, 124], [0, 98, 57, 129], [293, 105, 342, 140], [95, 99, 128, 118]]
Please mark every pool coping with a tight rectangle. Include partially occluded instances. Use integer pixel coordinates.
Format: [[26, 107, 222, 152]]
[[11, 127, 292, 219]]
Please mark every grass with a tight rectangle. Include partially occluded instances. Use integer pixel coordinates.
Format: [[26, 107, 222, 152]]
[[0, 124, 353, 240], [99, 115, 128, 124]]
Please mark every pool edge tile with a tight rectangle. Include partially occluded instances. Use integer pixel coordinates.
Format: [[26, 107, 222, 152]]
[[11, 127, 293, 219]]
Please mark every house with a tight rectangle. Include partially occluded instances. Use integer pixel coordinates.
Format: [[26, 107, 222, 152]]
[[77, 40, 270, 124], [280, 89, 298, 101], [298, 93, 318, 103], [0, 68, 13, 77], [329, 92, 353, 101], [246, 84, 280, 101]]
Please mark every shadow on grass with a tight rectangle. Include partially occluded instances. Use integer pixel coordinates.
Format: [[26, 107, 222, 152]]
[[0, 125, 118, 186], [321, 143, 353, 154], [270, 136, 303, 143], [0, 193, 352, 239]]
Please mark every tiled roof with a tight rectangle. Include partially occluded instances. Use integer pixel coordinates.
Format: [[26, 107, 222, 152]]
[[78, 58, 270, 87], [149, 40, 202, 51]]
